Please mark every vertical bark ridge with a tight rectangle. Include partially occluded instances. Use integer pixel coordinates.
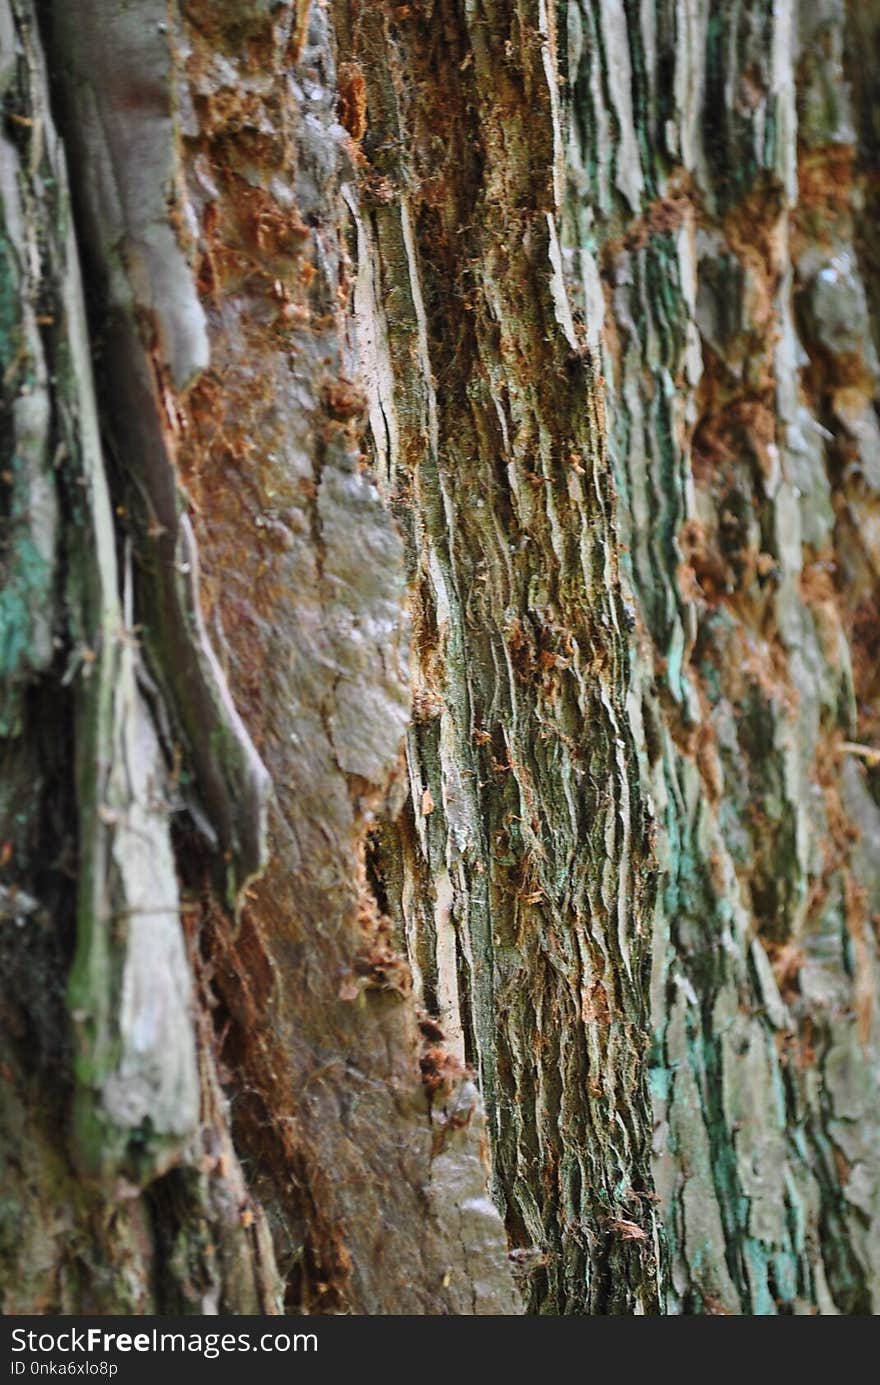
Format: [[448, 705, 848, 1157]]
[[0, 0, 283, 1312], [567, 0, 880, 1312], [1, 0, 518, 1314], [337, 0, 661, 1313]]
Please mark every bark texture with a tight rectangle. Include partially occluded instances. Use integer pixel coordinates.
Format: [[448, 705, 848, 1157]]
[[335, 0, 660, 1314], [2, 0, 517, 1315], [0, 0, 878, 1317], [575, 0, 880, 1314]]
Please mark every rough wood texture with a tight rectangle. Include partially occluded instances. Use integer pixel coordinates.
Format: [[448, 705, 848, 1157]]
[[0, 0, 878, 1316], [336, 0, 880, 1313], [0, 0, 281, 1312], [571, 0, 880, 1313], [334, 0, 660, 1314], [23, 0, 517, 1314]]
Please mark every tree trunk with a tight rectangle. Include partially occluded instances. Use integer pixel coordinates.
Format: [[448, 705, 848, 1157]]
[[0, 0, 877, 1316]]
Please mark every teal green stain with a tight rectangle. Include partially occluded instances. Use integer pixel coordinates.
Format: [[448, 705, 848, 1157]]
[[0, 208, 55, 730], [666, 633, 684, 704], [648, 1064, 670, 1103], [623, 3, 658, 202], [0, 531, 51, 668], [772, 1249, 798, 1304], [743, 1238, 776, 1315], [688, 1240, 715, 1273], [0, 521, 53, 735], [792, 1127, 809, 1162]]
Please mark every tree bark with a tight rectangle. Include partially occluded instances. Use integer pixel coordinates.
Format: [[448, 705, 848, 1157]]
[[0, 0, 877, 1316], [586, 0, 880, 1314]]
